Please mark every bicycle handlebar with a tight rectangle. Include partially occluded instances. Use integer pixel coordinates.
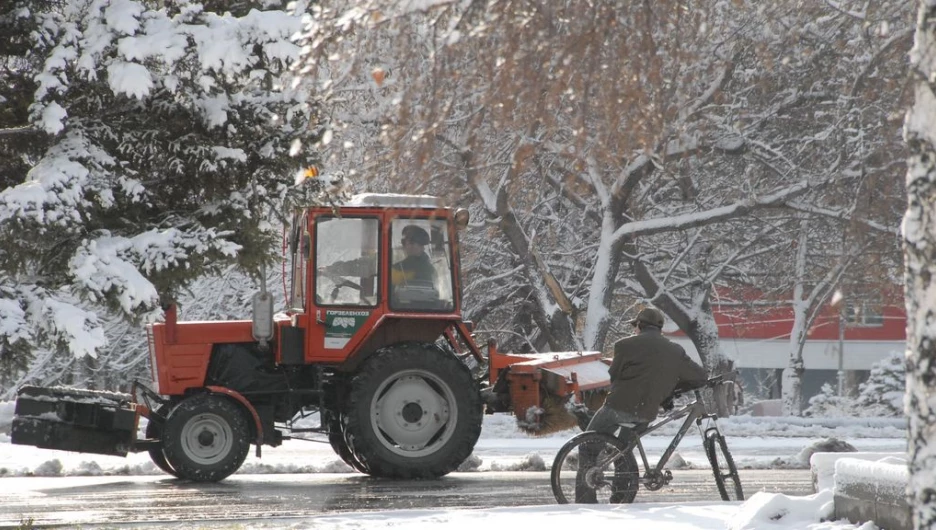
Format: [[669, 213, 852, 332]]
[[705, 374, 727, 387], [670, 371, 737, 399]]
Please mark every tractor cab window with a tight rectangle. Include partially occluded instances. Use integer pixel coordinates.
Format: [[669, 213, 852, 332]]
[[390, 218, 455, 311], [287, 212, 309, 312], [315, 216, 379, 307]]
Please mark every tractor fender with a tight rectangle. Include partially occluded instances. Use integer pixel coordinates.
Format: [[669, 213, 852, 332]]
[[204, 385, 264, 457], [340, 316, 454, 372]]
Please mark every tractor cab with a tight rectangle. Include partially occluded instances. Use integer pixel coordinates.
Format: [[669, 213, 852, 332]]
[[283, 194, 472, 363]]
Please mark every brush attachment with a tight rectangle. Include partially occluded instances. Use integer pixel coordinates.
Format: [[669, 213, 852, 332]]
[[516, 388, 608, 436]]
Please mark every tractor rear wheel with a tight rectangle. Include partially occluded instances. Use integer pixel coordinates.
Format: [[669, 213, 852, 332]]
[[161, 394, 251, 482], [345, 342, 483, 478]]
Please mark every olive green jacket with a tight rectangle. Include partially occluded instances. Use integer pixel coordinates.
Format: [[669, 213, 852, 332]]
[[603, 327, 707, 421], [392, 252, 436, 286]]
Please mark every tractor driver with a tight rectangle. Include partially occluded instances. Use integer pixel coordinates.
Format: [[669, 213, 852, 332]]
[[577, 307, 707, 503], [392, 225, 437, 288]]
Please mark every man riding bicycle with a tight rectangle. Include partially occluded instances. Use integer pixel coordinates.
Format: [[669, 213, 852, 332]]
[[577, 306, 707, 503]]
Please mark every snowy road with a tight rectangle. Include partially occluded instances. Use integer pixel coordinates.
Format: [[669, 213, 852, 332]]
[[0, 469, 812, 528]]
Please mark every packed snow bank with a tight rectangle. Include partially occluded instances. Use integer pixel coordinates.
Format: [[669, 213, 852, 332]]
[[832, 456, 910, 530], [274, 499, 866, 530], [712, 415, 905, 439], [811, 452, 906, 492], [0, 496, 875, 530], [804, 453, 909, 530], [0, 400, 908, 478], [727, 490, 834, 530]]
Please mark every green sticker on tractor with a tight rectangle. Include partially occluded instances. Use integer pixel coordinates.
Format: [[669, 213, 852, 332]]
[[324, 310, 370, 349]]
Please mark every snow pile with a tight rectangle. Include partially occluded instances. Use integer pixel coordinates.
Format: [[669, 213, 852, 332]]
[[0, 402, 908, 479], [133, 496, 874, 530], [810, 452, 906, 492], [714, 416, 906, 439], [173, 501, 870, 530], [835, 456, 909, 495], [727, 490, 835, 530]]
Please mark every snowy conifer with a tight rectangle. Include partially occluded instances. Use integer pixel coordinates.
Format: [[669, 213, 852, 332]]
[[803, 383, 855, 418], [0, 0, 325, 387], [855, 351, 907, 418]]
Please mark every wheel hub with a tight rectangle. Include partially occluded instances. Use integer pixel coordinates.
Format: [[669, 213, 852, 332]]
[[372, 373, 453, 454], [197, 430, 215, 446], [180, 413, 233, 465], [584, 466, 608, 490], [401, 402, 423, 423]]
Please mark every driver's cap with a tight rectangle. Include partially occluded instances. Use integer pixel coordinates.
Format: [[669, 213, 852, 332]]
[[402, 225, 430, 246], [630, 307, 665, 328]]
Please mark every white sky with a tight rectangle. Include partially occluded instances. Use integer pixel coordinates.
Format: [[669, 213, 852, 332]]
[[0, 403, 904, 530]]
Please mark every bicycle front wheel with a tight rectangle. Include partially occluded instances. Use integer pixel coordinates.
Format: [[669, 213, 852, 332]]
[[550, 431, 639, 504], [703, 428, 744, 501]]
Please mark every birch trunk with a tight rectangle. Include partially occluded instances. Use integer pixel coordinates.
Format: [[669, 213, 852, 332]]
[[904, 3, 936, 527], [782, 221, 810, 416]]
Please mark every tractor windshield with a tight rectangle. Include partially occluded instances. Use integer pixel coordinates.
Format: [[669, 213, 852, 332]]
[[315, 216, 380, 306]]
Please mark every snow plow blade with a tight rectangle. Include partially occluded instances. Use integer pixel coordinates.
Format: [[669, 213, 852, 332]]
[[483, 341, 612, 434], [11, 386, 139, 457]]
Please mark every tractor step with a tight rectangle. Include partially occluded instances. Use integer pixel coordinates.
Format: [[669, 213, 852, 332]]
[[11, 386, 139, 457]]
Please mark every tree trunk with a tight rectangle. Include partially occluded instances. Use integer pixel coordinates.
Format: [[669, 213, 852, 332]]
[[904, 3, 936, 528], [843, 370, 861, 398], [581, 212, 626, 351], [781, 361, 804, 416], [687, 304, 731, 375], [782, 221, 810, 417]]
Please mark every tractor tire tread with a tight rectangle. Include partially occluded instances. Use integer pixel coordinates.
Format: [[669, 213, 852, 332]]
[[345, 342, 483, 479], [161, 394, 251, 483]]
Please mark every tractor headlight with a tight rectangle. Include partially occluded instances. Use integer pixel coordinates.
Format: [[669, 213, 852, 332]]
[[454, 208, 470, 230]]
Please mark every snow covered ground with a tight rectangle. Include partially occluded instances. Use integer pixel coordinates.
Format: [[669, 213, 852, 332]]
[[0, 402, 905, 529]]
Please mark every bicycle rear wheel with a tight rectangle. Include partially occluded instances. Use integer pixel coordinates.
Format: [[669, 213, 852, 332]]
[[550, 431, 639, 504], [703, 427, 744, 501]]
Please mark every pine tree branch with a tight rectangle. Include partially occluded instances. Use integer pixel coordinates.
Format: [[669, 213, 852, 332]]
[[0, 126, 41, 137]]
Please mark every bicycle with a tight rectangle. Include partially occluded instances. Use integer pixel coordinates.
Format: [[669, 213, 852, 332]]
[[550, 374, 744, 504]]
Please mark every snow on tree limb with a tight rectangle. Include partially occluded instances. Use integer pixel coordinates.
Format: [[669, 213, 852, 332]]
[[609, 180, 811, 244]]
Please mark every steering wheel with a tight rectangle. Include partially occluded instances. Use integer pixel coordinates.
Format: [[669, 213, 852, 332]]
[[320, 270, 362, 302]]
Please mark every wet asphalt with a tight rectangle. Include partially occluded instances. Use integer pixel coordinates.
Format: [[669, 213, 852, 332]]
[[0, 469, 812, 528]]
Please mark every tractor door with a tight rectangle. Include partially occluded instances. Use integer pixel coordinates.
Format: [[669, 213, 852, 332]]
[[308, 214, 382, 361]]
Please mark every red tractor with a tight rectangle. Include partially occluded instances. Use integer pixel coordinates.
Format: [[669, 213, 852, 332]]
[[12, 194, 610, 482]]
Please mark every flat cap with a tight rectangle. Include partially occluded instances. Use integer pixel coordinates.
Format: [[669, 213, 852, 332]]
[[630, 307, 665, 328]]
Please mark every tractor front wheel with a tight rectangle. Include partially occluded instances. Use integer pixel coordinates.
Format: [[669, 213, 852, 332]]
[[161, 394, 251, 482], [345, 342, 483, 478], [323, 409, 368, 473], [144, 409, 179, 478]]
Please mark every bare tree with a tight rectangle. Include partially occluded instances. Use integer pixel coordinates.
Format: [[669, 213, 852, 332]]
[[295, 1, 908, 385]]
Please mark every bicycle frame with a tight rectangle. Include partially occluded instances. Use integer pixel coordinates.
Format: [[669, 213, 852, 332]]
[[631, 389, 718, 482]]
